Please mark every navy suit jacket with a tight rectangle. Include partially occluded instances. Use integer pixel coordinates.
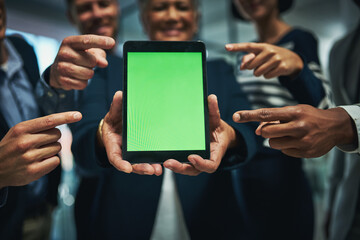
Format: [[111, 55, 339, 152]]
[[71, 54, 258, 239], [0, 36, 61, 240]]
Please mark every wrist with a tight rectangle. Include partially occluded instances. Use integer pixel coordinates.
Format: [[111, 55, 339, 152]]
[[329, 107, 357, 146], [289, 55, 304, 79]]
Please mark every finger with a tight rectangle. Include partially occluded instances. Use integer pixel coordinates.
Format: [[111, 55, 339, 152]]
[[17, 112, 82, 134], [105, 136, 132, 173], [152, 164, 163, 176], [29, 155, 61, 182], [27, 128, 62, 149], [281, 148, 308, 158], [233, 107, 295, 123], [263, 66, 285, 79], [163, 159, 201, 176], [240, 53, 256, 70], [225, 42, 263, 54], [188, 154, 218, 173], [132, 163, 157, 175], [253, 58, 280, 77], [86, 48, 108, 68], [57, 61, 95, 80], [208, 94, 221, 132], [243, 50, 273, 71], [268, 136, 301, 150], [24, 142, 62, 163], [64, 35, 115, 51], [107, 91, 123, 124], [260, 121, 303, 138]]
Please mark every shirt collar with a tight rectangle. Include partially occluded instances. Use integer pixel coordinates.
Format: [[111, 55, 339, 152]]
[[3, 38, 24, 80]]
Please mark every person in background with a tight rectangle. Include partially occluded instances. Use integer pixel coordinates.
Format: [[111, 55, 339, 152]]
[[46, 0, 259, 239], [225, 0, 333, 239], [138, 0, 260, 238], [232, 0, 360, 236], [0, 0, 84, 239]]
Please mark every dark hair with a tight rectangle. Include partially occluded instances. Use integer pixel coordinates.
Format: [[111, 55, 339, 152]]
[[231, 0, 294, 21]]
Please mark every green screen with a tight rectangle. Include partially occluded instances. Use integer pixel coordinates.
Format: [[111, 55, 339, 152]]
[[127, 52, 205, 151]]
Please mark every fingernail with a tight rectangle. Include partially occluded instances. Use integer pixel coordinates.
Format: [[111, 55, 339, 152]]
[[234, 113, 241, 122], [188, 156, 196, 165], [225, 44, 232, 50], [107, 37, 115, 47], [73, 112, 82, 120]]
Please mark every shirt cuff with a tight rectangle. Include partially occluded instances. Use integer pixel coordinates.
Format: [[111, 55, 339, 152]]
[[35, 66, 74, 114], [0, 187, 8, 208], [336, 105, 360, 153]]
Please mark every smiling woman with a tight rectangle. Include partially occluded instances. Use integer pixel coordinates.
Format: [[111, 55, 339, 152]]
[[138, 0, 199, 41]]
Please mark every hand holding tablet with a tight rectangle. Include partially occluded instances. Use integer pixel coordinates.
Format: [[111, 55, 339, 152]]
[[98, 41, 238, 176]]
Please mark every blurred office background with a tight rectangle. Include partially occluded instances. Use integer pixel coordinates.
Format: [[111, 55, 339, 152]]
[[4, 0, 360, 239]]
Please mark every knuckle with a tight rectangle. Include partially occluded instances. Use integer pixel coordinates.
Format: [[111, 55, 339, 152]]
[[58, 48, 72, 61], [26, 165, 38, 177], [84, 69, 95, 79], [44, 116, 56, 128], [53, 128, 62, 140], [55, 142, 62, 153], [62, 36, 72, 45], [88, 57, 97, 68], [12, 124, 26, 136], [57, 62, 69, 75], [17, 139, 32, 152], [258, 109, 272, 121], [82, 35, 93, 46], [22, 151, 35, 162]]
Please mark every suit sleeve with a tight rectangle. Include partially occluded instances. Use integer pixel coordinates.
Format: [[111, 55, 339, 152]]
[[69, 68, 110, 176], [208, 60, 260, 170], [0, 188, 8, 208], [35, 66, 76, 114]]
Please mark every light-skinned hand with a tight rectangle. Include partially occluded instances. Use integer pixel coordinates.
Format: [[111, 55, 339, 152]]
[[50, 34, 115, 90], [163, 94, 238, 176], [0, 111, 82, 189], [100, 91, 163, 176]]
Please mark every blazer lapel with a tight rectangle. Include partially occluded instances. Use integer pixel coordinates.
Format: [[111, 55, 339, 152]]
[[331, 31, 356, 105]]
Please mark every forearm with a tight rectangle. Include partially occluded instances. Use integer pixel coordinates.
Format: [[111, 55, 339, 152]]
[[279, 60, 329, 108], [219, 120, 260, 170], [70, 122, 105, 176]]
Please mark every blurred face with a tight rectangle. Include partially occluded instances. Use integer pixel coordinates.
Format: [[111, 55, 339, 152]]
[[69, 0, 119, 39], [142, 0, 198, 41], [0, 0, 6, 41], [233, 0, 279, 22]]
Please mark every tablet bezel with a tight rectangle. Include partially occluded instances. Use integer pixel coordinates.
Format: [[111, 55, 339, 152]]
[[122, 41, 210, 164]]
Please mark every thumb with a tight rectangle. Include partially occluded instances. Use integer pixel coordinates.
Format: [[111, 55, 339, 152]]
[[86, 48, 108, 68]]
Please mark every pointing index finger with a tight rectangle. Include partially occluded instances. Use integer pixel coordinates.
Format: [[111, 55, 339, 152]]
[[24, 111, 82, 133], [233, 107, 295, 123], [225, 42, 263, 54], [65, 34, 115, 51]]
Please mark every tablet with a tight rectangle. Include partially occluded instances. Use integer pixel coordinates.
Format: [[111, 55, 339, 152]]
[[123, 41, 210, 164]]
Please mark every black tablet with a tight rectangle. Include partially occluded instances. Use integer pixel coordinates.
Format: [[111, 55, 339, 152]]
[[123, 41, 210, 164]]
